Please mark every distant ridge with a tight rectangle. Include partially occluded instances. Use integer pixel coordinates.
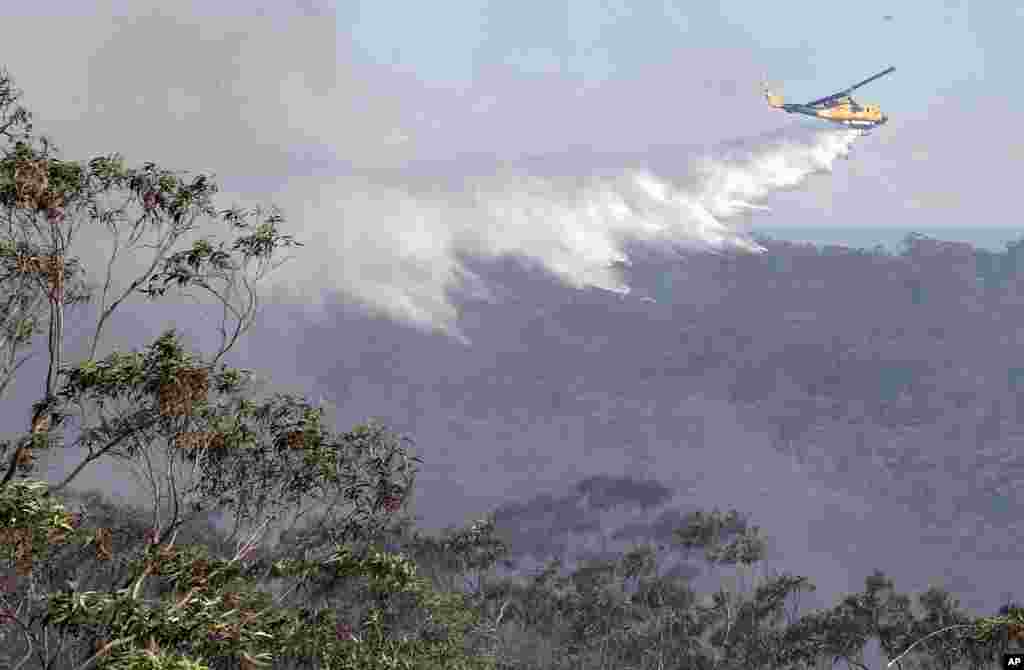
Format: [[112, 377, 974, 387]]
[[754, 227, 1024, 253]]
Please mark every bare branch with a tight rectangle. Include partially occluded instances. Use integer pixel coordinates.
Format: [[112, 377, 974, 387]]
[[44, 413, 160, 497], [88, 227, 178, 360]]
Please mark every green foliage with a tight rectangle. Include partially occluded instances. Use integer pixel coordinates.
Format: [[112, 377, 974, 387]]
[[0, 64, 490, 670], [0, 480, 84, 571], [140, 206, 302, 300], [2, 473, 492, 670]]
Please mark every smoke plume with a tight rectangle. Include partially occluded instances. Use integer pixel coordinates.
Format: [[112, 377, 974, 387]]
[[260, 126, 863, 341]]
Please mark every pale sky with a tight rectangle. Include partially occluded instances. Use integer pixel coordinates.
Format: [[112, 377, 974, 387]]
[[345, 0, 986, 114], [341, 0, 1008, 118], [6, 0, 1019, 231]]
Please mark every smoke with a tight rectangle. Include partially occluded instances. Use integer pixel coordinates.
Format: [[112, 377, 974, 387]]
[[260, 125, 863, 342]]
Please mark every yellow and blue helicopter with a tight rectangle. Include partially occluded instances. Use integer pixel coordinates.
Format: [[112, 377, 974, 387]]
[[764, 66, 894, 130]]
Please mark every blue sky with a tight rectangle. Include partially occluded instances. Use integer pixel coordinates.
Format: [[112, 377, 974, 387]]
[[6, 0, 1018, 235], [330, 0, 1024, 237], [343, 0, 995, 120], [344, 1, 751, 83]]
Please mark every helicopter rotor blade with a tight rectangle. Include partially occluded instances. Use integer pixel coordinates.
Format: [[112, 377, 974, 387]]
[[846, 66, 895, 93], [805, 66, 894, 107]]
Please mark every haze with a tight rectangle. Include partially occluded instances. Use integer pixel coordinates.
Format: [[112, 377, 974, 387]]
[[3, 4, 1023, 669]]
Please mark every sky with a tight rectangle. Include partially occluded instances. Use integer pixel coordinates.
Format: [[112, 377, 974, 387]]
[[339, 0, 1020, 239], [5, 0, 1019, 237], [3, 2, 1024, 664], [345, 0, 986, 109]]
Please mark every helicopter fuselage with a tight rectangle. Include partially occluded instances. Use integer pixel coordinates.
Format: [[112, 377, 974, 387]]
[[764, 66, 894, 130], [779, 101, 887, 128]]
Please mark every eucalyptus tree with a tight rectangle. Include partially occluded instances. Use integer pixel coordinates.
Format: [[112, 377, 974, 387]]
[[0, 66, 491, 670]]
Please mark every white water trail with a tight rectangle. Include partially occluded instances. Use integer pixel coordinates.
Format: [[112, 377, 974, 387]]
[[267, 126, 862, 341]]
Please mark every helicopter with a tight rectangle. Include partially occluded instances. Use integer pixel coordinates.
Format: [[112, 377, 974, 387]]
[[764, 66, 894, 130]]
